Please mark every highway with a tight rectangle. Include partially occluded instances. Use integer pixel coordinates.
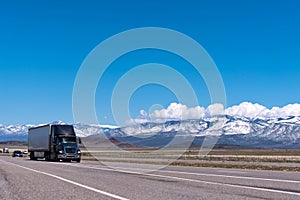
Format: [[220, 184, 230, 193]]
[[0, 156, 300, 200]]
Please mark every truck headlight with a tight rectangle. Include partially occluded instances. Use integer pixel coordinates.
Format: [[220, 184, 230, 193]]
[[77, 150, 81, 154], [59, 150, 63, 154]]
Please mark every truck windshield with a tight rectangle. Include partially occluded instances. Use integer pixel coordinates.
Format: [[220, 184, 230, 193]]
[[53, 125, 76, 136], [61, 137, 76, 143]]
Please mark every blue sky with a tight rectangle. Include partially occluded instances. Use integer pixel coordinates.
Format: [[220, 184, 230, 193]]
[[0, 1, 299, 125]]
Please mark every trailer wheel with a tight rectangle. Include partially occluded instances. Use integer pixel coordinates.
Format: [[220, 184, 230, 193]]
[[45, 153, 50, 161], [30, 152, 37, 160]]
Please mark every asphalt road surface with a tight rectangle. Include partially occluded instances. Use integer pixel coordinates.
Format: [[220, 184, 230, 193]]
[[1, 156, 300, 200]]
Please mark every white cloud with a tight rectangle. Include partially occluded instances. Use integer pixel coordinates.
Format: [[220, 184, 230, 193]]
[[149, 103, 224, 120], [140, 109, 148, 117], [225, 102, 300, 118], [138, 102, 300, 122], [125, 118, 149, 125], [225, 102, 268, 118], [206, 104, 225, 117], [149, 103, 205, 120], [264, 104, 300, 118]]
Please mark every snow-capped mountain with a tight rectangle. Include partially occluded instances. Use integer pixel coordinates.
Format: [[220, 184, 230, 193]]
[[1, 116, 300, 148], [0, 124, 34, 141], [94, 115, 300, 148], [73, 123, 118, 137]]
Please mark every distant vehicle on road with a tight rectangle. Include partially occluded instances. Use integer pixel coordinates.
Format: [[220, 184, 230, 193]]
[[12, 150, 23, 157], [28, 124, 81, 162], [3, 148, 9, 153]]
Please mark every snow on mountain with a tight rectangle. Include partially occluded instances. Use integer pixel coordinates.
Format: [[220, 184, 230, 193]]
[[0, 124, 34, 136], [97, 115, 300, 148], [0, 120, 68, 138], [74, 123, 119, 137], [0, 121, 119, 141], [223, 117, 251, 135], [0, 123, 34, 142], [1, 110, 300, 148], [96, 115, 299, 139], [51, 120, 67, 125], [267, 116, 300, 125]]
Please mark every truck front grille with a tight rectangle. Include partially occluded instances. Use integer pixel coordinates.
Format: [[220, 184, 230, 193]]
[[65, 148, 76, 153]]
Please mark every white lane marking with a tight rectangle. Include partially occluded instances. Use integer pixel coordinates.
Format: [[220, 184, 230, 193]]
[[67, 163, 300, 196], [218, 170, 246, 174], [22, 160, 300, 184], [96, 164, 300, 184], [0, 160, 129, 200], [6, 158, 299, 196]]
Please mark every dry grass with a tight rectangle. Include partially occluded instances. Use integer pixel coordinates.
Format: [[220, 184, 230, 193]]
[[2, 145, 300, 171], [79, 148, 300, 171]]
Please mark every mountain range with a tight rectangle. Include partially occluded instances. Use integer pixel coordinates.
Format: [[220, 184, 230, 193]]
[[1, 116, 300, 148]]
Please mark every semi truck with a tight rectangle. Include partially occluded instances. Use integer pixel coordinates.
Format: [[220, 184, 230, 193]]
[[28, 124, 81, 162]]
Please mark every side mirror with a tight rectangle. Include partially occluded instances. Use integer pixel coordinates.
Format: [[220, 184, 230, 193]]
[[78, 137, 82, 144]]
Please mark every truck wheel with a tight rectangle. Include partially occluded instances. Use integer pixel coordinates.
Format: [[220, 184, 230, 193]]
[[76, 159, 81, 163]]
